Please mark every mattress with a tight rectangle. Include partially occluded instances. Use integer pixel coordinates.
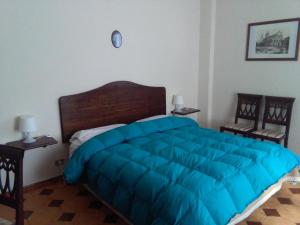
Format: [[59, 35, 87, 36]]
[[64, 116, 300, 225]]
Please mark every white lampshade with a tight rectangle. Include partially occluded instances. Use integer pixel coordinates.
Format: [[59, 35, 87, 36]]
[[172, 95, 184, 105], [172, 95, 184, 111], [18, 115, 37, 132]]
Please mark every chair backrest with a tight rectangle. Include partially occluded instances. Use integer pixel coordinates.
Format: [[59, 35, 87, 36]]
[[235, 93, 263, 130], [0, 145, 24, 224], [262, 96, 295, 130]]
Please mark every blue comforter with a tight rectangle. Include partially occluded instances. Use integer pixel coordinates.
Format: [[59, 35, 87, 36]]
[[64, 116, 300, 225]]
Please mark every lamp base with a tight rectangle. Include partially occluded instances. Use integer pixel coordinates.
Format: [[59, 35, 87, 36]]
[[23, 137, 36, 144], [22, 132, 36, 144], [175, 104, 183, 111]]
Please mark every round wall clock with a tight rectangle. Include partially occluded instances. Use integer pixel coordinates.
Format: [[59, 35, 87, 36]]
[[111, 30, 122, 48]]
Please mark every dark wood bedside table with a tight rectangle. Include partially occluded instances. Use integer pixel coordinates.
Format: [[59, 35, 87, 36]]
[[6, 136, 57, 151], [171, 107, 200, 116]]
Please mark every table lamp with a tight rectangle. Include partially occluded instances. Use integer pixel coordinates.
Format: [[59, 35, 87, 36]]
[[18, 115, 37, 143], [172, 95, 184, 111]]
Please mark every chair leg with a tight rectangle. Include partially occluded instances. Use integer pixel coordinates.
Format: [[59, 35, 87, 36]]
[[284, 137, 288, 148], [16, 202, 24, 225], [220, 127, 224, 132], [274, 139, 281, 145]]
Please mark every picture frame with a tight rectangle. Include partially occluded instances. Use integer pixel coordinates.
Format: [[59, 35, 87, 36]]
[[246, 18, 300, 61]]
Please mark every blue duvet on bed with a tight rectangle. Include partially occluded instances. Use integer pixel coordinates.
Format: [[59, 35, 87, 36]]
[[64, 116, 300, 225]]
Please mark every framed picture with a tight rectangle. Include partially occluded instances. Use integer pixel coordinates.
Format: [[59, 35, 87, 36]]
[[246, 18, 300, 61]]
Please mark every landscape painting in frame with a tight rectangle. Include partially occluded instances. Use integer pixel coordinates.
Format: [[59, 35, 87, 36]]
[[246, 18, 300, 61]]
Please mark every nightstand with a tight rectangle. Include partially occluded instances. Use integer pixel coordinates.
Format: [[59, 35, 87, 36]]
[[171, 107, 200, 116], [6, 136, 57, 151]]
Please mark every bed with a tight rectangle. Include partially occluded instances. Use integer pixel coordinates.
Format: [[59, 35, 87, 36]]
[[59, 81, 300, 225]]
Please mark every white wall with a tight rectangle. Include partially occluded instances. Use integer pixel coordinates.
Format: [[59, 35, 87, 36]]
[[0, 0, 201, 185], [198, 0, 216, 128], [198, 0, 213, 127], [210, 0, 300, 154]]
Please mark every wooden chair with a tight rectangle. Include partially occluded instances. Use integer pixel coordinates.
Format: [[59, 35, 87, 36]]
[[0, 145, 24, 225], [251, 96, 295, 147], [220, 93, 263, 136]]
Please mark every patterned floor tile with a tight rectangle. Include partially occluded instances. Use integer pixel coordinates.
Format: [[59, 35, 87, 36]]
[[290, 188, 300, 194], [58, 212, 76, 222], [39, 188, 54, 195], [49, 200, 64, 207], [277, 197, 293, 204], [246, 222, 263, 225], [263, 208, 280, 217]]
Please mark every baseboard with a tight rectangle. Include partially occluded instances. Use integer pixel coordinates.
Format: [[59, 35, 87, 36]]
[[24, 176, 63, 193]]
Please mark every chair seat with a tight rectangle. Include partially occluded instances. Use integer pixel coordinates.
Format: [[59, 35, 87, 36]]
[[0, 218, 13, 225], [223, 123, 254, 132], [252, 129, 285, 139]]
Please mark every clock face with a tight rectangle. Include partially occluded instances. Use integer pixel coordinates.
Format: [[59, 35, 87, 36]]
[[111, 30, 122, 48]]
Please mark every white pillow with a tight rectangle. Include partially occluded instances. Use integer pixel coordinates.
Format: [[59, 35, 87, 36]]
[[69, 124, 125, 157], [137, 115, 168, 122]]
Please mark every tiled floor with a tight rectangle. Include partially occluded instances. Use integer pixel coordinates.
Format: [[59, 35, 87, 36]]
[[238, 182, 300, 225], [0, 180, 300, 225], [0, 179, 126, 225]]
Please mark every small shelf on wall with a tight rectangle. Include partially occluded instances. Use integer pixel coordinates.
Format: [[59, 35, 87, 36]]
[[6, 136, 57, 151], [171, 108, 200, 115]]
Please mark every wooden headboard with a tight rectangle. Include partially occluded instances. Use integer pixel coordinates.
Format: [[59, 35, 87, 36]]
[[59, 81, 166, 142]]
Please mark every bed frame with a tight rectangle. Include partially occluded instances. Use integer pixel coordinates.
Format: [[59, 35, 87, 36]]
[[59, 81, 166, 142], [58, 81, 299, 225]]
